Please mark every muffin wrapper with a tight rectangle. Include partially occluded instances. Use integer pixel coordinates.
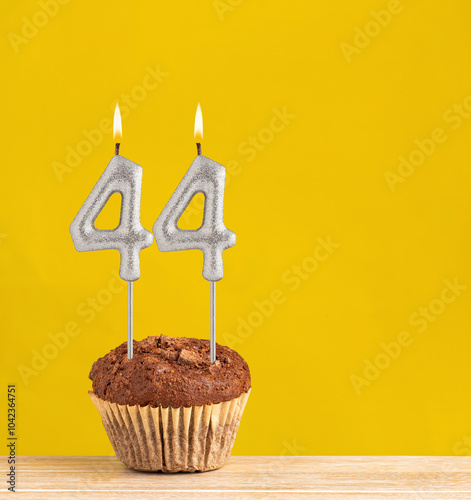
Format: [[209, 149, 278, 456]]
[[89, 389, 250, 472]]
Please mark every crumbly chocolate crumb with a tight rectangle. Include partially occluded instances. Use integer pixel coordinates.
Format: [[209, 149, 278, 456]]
[[178, 349, 200, 365], [89, 335, 251, 408]]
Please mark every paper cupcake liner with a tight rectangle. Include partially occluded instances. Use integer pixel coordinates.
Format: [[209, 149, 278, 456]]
[[89, 389, 250, 472]]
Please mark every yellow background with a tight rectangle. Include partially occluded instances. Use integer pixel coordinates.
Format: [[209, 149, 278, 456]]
[[2, 0, 471, 456]]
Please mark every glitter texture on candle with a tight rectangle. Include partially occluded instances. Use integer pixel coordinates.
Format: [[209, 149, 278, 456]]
[[153, 154, 236, 282], [70, 155, 153, 281]]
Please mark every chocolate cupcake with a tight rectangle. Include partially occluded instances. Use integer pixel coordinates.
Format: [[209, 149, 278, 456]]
[[89, 335, 251, 472]]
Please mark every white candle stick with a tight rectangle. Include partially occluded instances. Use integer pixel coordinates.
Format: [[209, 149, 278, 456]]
[[210, 281, 216, 363], [127, 281, 133, 359]]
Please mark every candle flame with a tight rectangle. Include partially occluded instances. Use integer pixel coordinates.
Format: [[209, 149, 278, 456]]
[[194, 103, 203, 142], [113, 103, 122, 142]]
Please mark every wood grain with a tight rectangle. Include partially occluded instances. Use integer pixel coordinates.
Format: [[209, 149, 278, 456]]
[[6, 455, 471, 499]]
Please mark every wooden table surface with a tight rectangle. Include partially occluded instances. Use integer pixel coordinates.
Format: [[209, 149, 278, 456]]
[[10, 455, 471, 499]]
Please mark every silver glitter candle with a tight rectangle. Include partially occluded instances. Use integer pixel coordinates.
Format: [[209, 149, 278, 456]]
[[70, 103, 153, 360], [153, 153, 236, 282], [70, 154, 153, 281], [153, 152, 236, 363], [153, 102, 236, 364]]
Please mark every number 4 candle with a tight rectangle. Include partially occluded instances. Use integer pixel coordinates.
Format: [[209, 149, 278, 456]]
[[153, 104, 236, 362], [70, 104, 153, 359]]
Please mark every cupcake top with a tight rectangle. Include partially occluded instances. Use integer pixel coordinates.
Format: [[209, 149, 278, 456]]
[[89, 335, 251, 408]]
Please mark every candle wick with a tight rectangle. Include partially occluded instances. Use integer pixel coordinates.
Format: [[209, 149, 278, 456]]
[[115, 143, 120, 155], [196, 143, 202, 156]]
